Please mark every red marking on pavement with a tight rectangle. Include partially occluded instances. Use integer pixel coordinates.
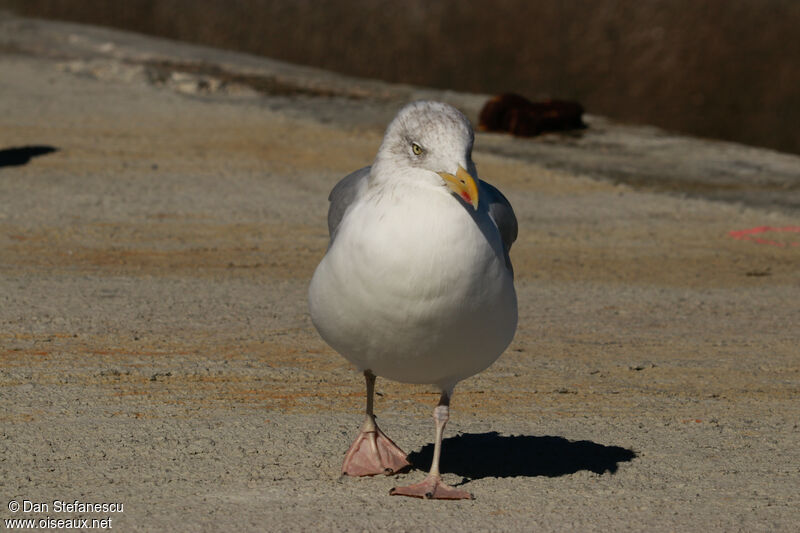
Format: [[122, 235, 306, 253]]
[[728, 226, 800, 247]]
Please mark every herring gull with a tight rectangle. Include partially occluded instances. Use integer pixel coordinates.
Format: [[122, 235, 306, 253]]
[[308, 101, 518, 499]]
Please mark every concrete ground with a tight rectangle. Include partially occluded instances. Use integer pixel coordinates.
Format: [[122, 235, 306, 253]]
[[1, 13, 798, 532]]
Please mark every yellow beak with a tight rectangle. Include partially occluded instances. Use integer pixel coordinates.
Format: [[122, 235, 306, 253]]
[[438, 165, 479, 210]]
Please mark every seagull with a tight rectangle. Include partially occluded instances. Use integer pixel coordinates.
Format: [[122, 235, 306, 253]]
[[308, 101, 517, 499]]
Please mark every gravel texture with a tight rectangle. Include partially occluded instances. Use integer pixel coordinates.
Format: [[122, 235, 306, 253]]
[[1, 13, 799, 532]]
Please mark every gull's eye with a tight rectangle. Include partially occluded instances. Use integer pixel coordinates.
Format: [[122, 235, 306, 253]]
[[411, 142, 424, 156]]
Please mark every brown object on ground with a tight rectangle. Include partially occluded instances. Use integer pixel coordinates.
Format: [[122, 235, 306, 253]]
[[479, 93, 586, 137]]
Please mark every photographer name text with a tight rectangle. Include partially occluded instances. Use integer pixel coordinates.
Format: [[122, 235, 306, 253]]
[[12, 500, 123, 514]]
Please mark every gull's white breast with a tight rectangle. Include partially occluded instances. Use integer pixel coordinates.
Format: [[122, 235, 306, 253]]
[[308, 183, 517, 390]]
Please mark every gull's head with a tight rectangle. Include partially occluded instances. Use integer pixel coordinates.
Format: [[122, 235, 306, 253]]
[[372, 101, 480, 210]]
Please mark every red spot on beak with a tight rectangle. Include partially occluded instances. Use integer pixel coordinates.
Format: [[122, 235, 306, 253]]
[[460, 191, 472, 204]]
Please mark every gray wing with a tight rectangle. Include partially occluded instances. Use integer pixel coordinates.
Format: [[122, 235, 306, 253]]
[[327, 165, 370, 238], [480, 180, 518, 274], [480, 180, 517, 253]]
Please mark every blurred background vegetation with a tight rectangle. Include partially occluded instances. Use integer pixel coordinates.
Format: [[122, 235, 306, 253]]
[[3, 0, 798, 155]]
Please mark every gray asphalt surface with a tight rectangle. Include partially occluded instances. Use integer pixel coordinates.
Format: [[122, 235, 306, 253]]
[[1, 13, 799, 532]]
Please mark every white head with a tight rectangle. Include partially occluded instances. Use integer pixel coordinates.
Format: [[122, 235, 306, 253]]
[[371, 101, 480, 209]]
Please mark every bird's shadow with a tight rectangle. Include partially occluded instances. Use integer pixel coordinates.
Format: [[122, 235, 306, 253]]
[[0, 145, 58, 168], [407, 432, 636, 481]]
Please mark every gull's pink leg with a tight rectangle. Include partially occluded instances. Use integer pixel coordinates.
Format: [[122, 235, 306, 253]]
[[390, 391, 473, 500], [341, 371, 411, 476]]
